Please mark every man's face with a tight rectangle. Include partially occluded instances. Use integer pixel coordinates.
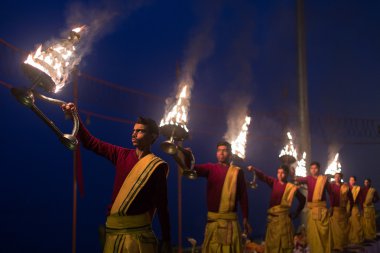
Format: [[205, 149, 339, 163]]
[[309, 164, 320, 176], [364, 180, 371, 187], [334, 173, 342, 183], [277, 168, 287, 182], [131, 123, 153, 149], [349, 177, 356, 186], [216, 145, 231, 164]]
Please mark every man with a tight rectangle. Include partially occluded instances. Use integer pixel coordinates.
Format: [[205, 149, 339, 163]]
[[329, 172, 353, 251], [348, 176, 364, 245], [184, 141, 251, 253], [361, 178, 379, 241], [248, 165, 306, 253], [296, 162, 332, 253], [62, 103, 171, 253]]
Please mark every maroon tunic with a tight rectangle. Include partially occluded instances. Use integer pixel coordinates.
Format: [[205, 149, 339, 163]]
[[255, 169, 306, 215], [194, 163, 249, 219], [78, 121, 171, 241], [297, 176, 330, 202], [329, 183, 354, 209]]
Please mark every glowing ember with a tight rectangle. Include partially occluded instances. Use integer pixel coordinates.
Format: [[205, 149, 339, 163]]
[[295, 152, 307, 177], [325, 153, 342, 178], [160, 84, 190, 132], [231, 116, 251, 159], [24, 26, 86, 93], [279, 132, 297, 159]]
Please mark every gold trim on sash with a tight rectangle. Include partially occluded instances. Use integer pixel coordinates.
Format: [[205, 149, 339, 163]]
[[110, 153, 165, 216]]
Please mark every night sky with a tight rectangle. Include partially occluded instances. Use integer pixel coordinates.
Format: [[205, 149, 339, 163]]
[[1, 0, 380, 252]]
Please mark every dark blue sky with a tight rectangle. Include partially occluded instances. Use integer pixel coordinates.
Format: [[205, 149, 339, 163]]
[[1, 0, 380, 252]]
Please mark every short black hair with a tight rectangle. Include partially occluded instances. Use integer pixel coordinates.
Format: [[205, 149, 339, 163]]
[[217, 141, 231, 151], [335, 172, 343, 178], [365, 178, 372, 183], [135, 117, 159, 142], [310, 161, 321, 169], [278, 164, 290, 175], [349, 176, 357, 181]]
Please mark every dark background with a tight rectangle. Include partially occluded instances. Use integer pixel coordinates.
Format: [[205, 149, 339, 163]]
[[0, 0, 379, 252]]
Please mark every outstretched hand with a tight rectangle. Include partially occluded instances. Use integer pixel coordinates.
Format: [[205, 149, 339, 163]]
[[247, 165, 255, 172], [61, 102, 76, 113]]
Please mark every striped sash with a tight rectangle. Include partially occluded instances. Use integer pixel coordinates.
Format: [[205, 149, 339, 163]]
[[110, 154, 165, 216]]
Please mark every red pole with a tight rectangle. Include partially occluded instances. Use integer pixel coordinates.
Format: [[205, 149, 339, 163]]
[[72, 69, 78, 253]]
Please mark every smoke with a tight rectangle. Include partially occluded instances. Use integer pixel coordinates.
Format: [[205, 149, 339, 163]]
[[162, 0, 223, 123], [224, 96, 251, 143], [327, 143, 343, 165], [63, 0, 148, 69], [223, 1, 255, 143]]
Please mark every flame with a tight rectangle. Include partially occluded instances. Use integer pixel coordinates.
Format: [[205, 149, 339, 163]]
[[295, 152, 307, 177], [230, 116, 251, 159], [24, 26, 85, 93], [279, 131, 297, 159], [160, 84, 190, 132], [325, 153, 342, 178]]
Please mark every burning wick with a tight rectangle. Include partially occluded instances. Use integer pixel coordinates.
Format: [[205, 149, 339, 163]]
[[325, 153, 342, 180], [295, 152, 307, 177], [231, 116, 251, 160], [160, 84, 190, 132], [279, 132, 298, 159], [24, 26, 86, 93]]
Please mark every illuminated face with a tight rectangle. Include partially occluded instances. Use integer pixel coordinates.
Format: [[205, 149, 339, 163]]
[[349, 177, 356, 186], [364, 180, 370, 187], [309, 164, 319, 176], [216, 145, 231, 164], [277, 168, 287, 182], [131, 123, 153, 149], [334, 173, 342, 183]]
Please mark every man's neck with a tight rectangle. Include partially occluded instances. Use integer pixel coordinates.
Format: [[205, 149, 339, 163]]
[[135, 147, 151, 160], [312, 174, 319, 179]]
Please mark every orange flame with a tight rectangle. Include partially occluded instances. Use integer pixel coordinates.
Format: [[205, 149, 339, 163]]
[[24, 26, 85, 92]]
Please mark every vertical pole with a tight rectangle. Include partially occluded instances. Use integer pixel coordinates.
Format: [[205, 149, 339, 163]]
[[297, 0, 311, 163], [72, 69, 78, 253], [297, 0, 311, 227], [176, 62, 183, 253]]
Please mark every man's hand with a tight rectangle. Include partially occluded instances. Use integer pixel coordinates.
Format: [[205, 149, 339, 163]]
[[61, 102, 76, 113], [247, 166, 255, 172], [159, 240, 172, 253], [243, 218, 253, 235]]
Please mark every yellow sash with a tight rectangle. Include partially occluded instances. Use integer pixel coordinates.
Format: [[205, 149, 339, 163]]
[[219, 165, 240, 213], [281, 182, 298, 207], [312, 175, 327, 202], [339, 183, 350, 208], [201, 165, 242, 252], [351, 185, 360, 202], [364, 188, 376, 207], [110, 153, 165, 216]]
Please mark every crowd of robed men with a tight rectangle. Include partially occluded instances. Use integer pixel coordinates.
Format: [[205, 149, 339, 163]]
[[61, 103, 379, 253]]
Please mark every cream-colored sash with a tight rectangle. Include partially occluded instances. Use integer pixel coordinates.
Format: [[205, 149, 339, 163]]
[[312, 175, 327, 202], [219, 165, 240, 213], [110, 153, 165, 216]]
